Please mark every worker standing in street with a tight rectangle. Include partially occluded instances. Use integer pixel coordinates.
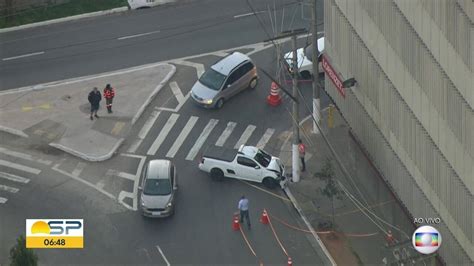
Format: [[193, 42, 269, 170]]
[[88, 87, 101, 120], [298, 139, 306, 172], [103, 84, 115, 113], [238, 195, 251, 229]]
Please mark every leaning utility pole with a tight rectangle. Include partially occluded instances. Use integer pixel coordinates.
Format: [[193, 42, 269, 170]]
[[290, 34, 301, 182], [264, 28, 306, 182], [311, 0, 321, 134]]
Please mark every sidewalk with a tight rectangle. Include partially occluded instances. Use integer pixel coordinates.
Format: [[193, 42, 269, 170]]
[[0, 63, 175, 161], [279, 106, 418, 265]]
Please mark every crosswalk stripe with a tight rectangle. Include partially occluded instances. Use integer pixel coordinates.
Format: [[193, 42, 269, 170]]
[[256, 128, 275, 149], [128, 110, 161, 153], [0, 172, 30, 183], [166, 116, 199, 158], [0, 197, 7, 204], [0, 159, 41, 175], [147, 113, 180, 155], [234, 125, 256, 149], [215, 122, 237, 147], [0, 147, 52, 165], [0, 184, 19, 193], [185, 119, 219, 161], [71, 162, 86, 177]]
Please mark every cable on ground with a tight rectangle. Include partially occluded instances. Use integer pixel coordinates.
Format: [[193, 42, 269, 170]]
[[266, 211, 290, 258], [239, 226, 264, 266]]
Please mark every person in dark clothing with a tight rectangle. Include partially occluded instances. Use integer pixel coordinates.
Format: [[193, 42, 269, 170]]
[[103, 84, 115, 113], [88, 87, 101, 120]]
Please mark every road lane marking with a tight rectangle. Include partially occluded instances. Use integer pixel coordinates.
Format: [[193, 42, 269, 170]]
[[215, 122, 236, 147], [0, 159, 41, 175], [111, 122, 126, 135], [0, 197, 7, 204], [71, 162, 86, 177], [0, 172, 30, 183], [185, 119, 218, 161], [174, 60, 205, 78], [118, 155, 145, 211], [170, 81, 185, 104], [234, 125, 256, 149], [156, 245, 171, 266], [147, 113, 180, 155], [0, 147, 52, 165], [166, 116, 198, 158], [127, 110, 161, 153], [0, 184, 19, 193], [233, 11, 265, 18], [117, 30, 161, 40], [2, 51, 45, 61], [256, 128, 275, 149]]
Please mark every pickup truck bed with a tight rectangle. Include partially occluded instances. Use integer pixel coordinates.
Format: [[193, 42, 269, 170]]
[[201, 146, 235, 162]]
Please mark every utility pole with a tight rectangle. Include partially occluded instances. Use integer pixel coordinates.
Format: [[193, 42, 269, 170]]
[[291, 34, 301, 182], [264, 28, 306, 182], [311, 0, 321, 134]]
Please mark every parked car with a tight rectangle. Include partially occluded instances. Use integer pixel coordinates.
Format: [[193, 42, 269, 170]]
[[190, 52, 258, 109], [198, 145, 285, 189], [139, 160, 177, 218], [284, 36, 325, 78]]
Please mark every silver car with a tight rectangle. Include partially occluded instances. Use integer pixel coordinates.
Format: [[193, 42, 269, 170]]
[[139, 160, 177, 218], [191, 52, 258, 109]]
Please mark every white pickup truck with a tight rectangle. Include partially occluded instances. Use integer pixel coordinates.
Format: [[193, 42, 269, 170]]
[[198, 145, 286, 189]]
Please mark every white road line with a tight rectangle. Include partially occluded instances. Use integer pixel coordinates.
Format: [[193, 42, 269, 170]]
[[0, 184, 19, 193], [127, 110, 161, 153], [233, 11, 265, 18], [185, 119, 218, 161], [71, 162, 86, 177], [0, 172, 30, 184], [169, 81, 185, 104], [234, 125, 256, 149], [156, 245, 171, 266], [256, 128, 275, 149], [117, 30, 160, 40], [0, 147, 52, 165], [0, 159, 41, 175], [118, 172, 135, 181], [174, 60, 205, 78], [166, 116, 199, 158], [0, 197, 7, 204], [147, 113, 180, 155], [215, 122, 236, 147], [2, 51, 45, 61]]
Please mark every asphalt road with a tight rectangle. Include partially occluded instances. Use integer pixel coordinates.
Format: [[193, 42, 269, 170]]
[[0, 42, 330, 265], [0, 0, 329, 264], [0, 0, 323, 90]]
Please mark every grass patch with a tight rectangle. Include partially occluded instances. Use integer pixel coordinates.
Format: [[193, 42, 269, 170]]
[[0, 0, 128, 29]]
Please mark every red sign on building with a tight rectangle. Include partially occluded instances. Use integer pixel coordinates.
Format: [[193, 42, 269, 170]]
[[322, 55, 345, 98]]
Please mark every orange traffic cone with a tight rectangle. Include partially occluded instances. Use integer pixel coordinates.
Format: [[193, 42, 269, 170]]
[[232, 213, 240, 231], [267, 82, 282, 106], [287, 257, 292, 266], [260, 209, 269, 224]]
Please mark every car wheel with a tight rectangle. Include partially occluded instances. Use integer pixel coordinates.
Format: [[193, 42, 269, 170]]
[[215, 98, 224, 109], [301, 71, 312, 80], [210, 168, 224, 181], [262, 177, 277, 189], [248, 78, 258, 89]]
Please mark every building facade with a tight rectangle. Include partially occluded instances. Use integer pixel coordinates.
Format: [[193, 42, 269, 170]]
[[323, 0, 473, 264]]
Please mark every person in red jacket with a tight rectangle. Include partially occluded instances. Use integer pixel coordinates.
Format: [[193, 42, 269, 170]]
[[103, 84, 115, 113], [298, 139, 306, 172]]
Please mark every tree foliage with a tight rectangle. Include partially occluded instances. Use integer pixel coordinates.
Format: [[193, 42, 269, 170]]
[[9, 235, 38, 266]]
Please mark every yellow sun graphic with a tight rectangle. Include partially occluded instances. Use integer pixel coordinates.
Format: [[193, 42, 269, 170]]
[[31, 221, 50, 234]]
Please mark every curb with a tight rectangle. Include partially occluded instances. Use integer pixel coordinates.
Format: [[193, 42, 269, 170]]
[[131, 64, 176, 125], [0, 7, 129, 34], [49, 138, 124, 162], [0, 125, 29, 138]]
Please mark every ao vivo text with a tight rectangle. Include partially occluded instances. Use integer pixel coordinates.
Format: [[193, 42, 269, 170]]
[[414, 217, 441, 224]]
